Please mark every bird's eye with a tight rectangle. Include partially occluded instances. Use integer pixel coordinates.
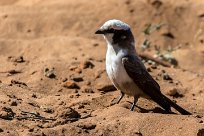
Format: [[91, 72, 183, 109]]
[[105, 28, 115, 33], [121, 35, 126, 39]]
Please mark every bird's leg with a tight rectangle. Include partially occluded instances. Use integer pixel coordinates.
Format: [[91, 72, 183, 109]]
[[130, 96, 139, 111], [116, 91, 125, 104], [110, 91, 124, 105]]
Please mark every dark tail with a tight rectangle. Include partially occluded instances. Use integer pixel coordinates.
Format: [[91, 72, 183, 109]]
[[150, 92, 191, 115], [162, 94, 192, 115]]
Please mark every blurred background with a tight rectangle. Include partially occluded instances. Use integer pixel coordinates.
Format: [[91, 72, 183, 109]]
[[0, 0, 204, 73]]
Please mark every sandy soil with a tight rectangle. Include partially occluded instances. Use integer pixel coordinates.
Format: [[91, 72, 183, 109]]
[[0, 0, 204, 136]]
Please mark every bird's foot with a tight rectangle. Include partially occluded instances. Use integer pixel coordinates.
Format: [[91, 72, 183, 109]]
[[110, 92, 124, 106], [130, 96, 139, 111], [110, 98, 118, 106], [130, 103, 135, 111], [116, 92, 125, 104]]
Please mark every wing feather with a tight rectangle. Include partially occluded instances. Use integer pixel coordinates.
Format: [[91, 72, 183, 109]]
[[122, 55, 171, 111]]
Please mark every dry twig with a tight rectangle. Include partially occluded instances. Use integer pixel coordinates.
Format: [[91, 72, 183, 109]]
[[16, 111, 56, 122], [138, 52, 172, 67]]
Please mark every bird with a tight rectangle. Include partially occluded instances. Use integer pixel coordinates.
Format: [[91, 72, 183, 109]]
[[95, 19, 191, 115]]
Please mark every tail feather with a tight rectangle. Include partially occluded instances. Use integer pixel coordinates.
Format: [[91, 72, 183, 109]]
[[162, 94, 192, 115], [151, 94, 171, 112], [150, 92, 191, 115]]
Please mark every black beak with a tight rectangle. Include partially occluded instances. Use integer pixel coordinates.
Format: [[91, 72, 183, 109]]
[[95, 29, 104, 34]]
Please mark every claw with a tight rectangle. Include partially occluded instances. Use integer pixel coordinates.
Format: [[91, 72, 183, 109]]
[[130, 96, 139, 111], [116, 92, 124, 104]]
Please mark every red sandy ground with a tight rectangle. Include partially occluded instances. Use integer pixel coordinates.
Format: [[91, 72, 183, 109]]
[[0, 0, 204, 136]]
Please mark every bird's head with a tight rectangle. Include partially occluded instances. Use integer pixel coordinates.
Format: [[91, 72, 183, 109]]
[[95, 19, 134, 45]]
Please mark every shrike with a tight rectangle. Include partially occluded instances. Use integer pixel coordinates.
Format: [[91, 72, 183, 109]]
[[95, 19, 191, 115]]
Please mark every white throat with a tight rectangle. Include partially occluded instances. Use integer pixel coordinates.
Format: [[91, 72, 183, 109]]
[[106, 42, 129, 60], [103, 33, 114, 45]]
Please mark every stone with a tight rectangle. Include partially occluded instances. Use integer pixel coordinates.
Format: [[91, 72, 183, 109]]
[[75, 68, 82, 73], [63, 81, 80, 89], [44, 68, 56, 78], [71, 76, 83, 82], [15, 56, 25, 63], [58, 107, 81, 119], [8, 56, 25, 63], [146, 67, 152, 72], [166, 88, 178, 96], [69, 66, 78, 71], [82, 87, 94, 93], [162, 73, 172, 80], [93, 43, 99, 47], [80, 60, 94, 69], [43, 107, 54, 114], [0, 107, 15, 120], [77, 123, 96, 130], [96, 83, 116, 92], [10, 100, 18, 106], [151, 64, 157, 69]]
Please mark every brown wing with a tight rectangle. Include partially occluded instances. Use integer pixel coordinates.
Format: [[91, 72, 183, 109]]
[[122, 55, 171, 111], [122, 55, 160, 92]]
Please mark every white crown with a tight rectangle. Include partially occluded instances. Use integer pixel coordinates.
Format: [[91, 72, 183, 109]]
[[101, 19, 130, 31]]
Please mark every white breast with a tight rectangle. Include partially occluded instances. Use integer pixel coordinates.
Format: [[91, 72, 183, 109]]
[[105, 44, 142, 96], [106, 45, 130, 83]]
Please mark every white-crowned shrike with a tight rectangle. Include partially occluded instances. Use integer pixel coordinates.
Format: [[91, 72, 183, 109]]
[[95, 19, 191, 115]]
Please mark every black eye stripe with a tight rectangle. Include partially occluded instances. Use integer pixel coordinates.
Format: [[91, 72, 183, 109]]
[[112, 29, 132, 44], [104, 28, 115, 33], [105, 29, 130, 34]]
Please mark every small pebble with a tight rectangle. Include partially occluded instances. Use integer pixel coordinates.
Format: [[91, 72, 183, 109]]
[[199, 120, 203, 123], [147, 67, 152, 72], [163, 73, 172, 80], [44, 68, 56, 78], [93, 43, 99, 47], [75, 68, 82, 73], [62, 78, 68, 82], [80, 60, 94, 69], [77, 123, 96, 130], [166, 88, 178, 96], [69, 66, 77, 71], [82, 87, 94, 93], [151, 64, 157, 69], [63, 81, 80, 89], [10, 100, 18, 106], [96, 83, 116, 92], [72, 76, 83, 82]]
